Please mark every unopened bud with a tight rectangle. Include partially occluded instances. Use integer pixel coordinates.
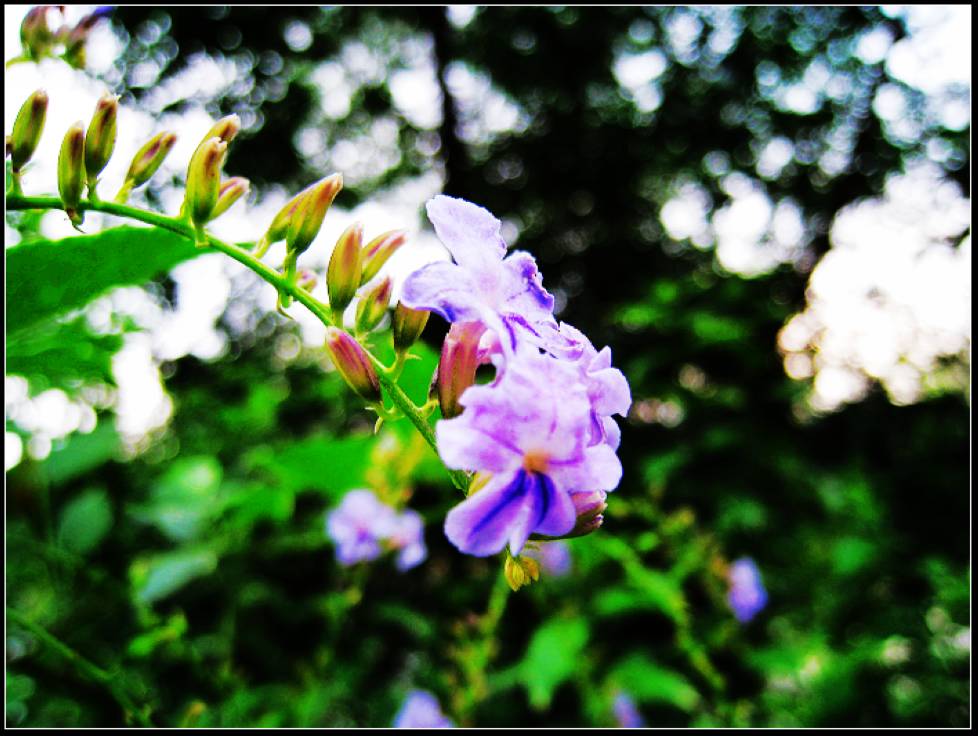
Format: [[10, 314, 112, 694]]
[[20, 6, 55, 60], [286, 173, 343, 256], [200, 114, 241, 147], [324, 327, 382, 402], [360, 229, 407, 284], [84, 93, 118, 185], [185, 136, 227, 227], [436, 321, 486, 419], [209, 176, 250, 220], [566, 490, 608, 538], [10, 89, 48, 172], [63, 10, 106, 69], [392, 303, 430, 353], [355, 276, 393, 333], [122, 131, 177, 190], [504, 554, 540, 592], [58, 121, 86, 226], [327, 222, 363, 316]]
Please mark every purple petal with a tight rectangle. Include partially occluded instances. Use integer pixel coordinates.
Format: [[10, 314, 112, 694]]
[[550, 442, 623, 494], [588, 361, 632, 416], [436, 413, 523, 474], [393, 690, 454, 728], [529, 472, 577, 538], [401, 261, 481, 323], [444, 471, 531, 556], [426, 195, 507, 270]]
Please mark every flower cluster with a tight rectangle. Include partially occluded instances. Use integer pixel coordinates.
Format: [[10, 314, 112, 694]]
[[326, 489, 426, 571], [402, 196, 631, 557], [727, 557, 768, 623]]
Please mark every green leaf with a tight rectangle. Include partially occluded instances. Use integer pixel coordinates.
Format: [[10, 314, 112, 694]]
[[39, 421, 120, 486], [608, 655, 700, 712], [518, 617, 590, 710], [131, 548, 219, 605], [6, 316, 123, 394], [130, 456, 224, 542], [57, 487, 113, 555], [6, 225, 200, 334], [245, 433, 376, 498]]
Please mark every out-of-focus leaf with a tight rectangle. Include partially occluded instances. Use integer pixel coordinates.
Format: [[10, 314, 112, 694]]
[[6, 226, 200, 334], [130, 456, 224, 542], [6, 316, 122, 394], [224, 482, 295, 527], [518, 617, 589, 710], [131, 548, 219, 605], [39, 422, 120, 486], [609, 655, 700, 712], [57, 487, 113, 555], [246, 434, 375, 498]]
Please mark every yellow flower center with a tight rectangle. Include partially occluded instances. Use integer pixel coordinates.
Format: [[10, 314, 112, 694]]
[[522, 450, 550, 474]]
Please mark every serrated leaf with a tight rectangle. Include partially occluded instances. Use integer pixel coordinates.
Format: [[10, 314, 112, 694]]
[[6, 225, 200, 334]]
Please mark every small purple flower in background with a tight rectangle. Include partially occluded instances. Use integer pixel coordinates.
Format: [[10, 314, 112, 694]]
[[326, 490, 427, 570], [728, 557, 768, 623], [524, 541, 573, 578], [392, 689, 454, 728], [612, 691, 646, 728], [439, 347, 622, 557]]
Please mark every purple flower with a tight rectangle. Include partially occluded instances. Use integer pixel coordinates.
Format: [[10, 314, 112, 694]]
[[392, 690, 454, 728], [439, 347, 622, 556], [525, 541, 573, 577], [401, 196, 578, 359], [612, 691, 645, 728], [326, 490, 427, 570], [389, 508, 427, 571], [728, 557, 768, 623]]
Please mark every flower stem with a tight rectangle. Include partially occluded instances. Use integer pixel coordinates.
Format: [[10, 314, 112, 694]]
[[5, 194, 468, 493], [6, 607, 155, 727]]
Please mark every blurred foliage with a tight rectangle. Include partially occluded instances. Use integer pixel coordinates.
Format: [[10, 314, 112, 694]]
[[5, 6, 970, 728]]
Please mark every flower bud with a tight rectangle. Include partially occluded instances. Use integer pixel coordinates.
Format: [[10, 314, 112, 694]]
[[286, 173, 343, 256], [327, 222, 364, 316], [120, 131, 177, 195], [20, 6, 55, 60], [200, 114, 241, 147], [10, 89, 48, 172], [185, 136, 228, 227], [58, 121, 86, 226], [324, 327, 382, 402], [84, 93, 118, 185], [566, 490, 608, 538], [436, 321, 486, 419], [209, 176, 250, 220], [63, 11, 105, 69], [360, 229, 407, 285], [355, 276, 393, 333], [392, 303, 430, 353], [504, 554, 540, 592]]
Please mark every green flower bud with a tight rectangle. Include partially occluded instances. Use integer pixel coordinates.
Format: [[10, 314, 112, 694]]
[[355, 276, 393, 334], [285, 173, 343, 256], [118, 131, 177, 200], [297, 270, 318, 292], [326, 222, 363, 318], [185, 136, 228, 227], [436, 321, 486, 419], [391, 302, 430, 353], [20, 7, 55, 60], [324, 327, 382, 402], [209, 176, 250, 220], [57, 121, 86, 226], [63, 12, 103, 70], [84, 93, 119, 190], [200, 114, 242, 147], [360, 229, 408, 285], [10, 89, 48, 173]]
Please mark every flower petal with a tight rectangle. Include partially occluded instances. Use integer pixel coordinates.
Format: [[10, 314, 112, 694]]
[[444, 471, 530, 556], [400, 261, 481, 322], [426, 195, 507, 269]]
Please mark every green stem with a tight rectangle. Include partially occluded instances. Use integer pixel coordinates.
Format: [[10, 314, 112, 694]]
[[6, 194, 468, 493], [6, 607, 155, 727]]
